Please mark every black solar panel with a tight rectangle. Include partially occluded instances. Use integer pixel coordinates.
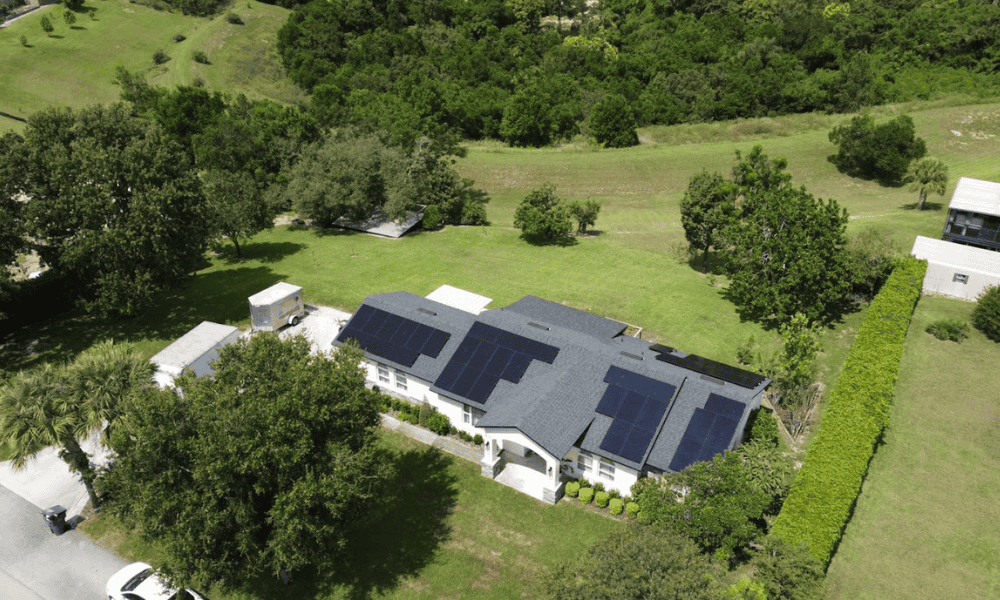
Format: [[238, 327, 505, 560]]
[[653, 351, 766, 389], [600, 419, 630, 455], [451, 336, 479, 364], [668, 438, 702, 472], [698, 416, 738, 462], [617, 392, 645, 423], [484, 346, 513, 377], [637, 397, 668, 426], [467, 373, 500, 405], [434, 361, 462, 391], [596, 385, 626, 417], [621, 427, 656, 463], [705, 393, 744, 420], [686, 409, 714, 440], [337, 306, 451, 369], [423, 329, 450, 358], [452, 365, 480, 398], [468, 342, 497, 370], [501, 352, 532, 383]]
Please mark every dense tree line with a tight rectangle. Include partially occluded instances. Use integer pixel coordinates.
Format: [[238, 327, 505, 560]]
[[275, 0, 1000, 147]]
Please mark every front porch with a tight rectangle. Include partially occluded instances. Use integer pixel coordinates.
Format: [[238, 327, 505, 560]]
[[480, 432, 564, 504]]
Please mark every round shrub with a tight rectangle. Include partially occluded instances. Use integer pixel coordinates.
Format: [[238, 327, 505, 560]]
[[579, 487, 594, 504], [426, 412, 451, 436], [565, 481, 581, 498], [449, 425, 458, 435], [609, 498, 624, 515], [193, 51, 209, 64], [152, 49, 170, 65], [972, 285, 1000, 342], [422, 205, 442, 230], [473, 434, 483, 445], [595, 491, 610, 508], [226, 12, 243, 24], [626, 501, 639, 519], [173, 33, 186, 42]]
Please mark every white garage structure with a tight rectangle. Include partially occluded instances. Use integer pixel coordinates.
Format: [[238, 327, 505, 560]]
[[911, 235, 1000, 301], [150, 321, 241, 387]]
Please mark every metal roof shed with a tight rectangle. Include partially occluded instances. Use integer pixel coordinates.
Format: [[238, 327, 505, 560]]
[[948, 177, 1000, 216], [911, 235, 1000, 301], [151, 321, 240, 386]]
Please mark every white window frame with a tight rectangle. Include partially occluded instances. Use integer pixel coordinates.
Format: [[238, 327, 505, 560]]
[[577, 450, 593, 473], [953, 273, 969, 284], [377, 365, 390, 384], [599, 458, 616, 481], [395, 371, 408, 391], [463, 404, 472, 424]]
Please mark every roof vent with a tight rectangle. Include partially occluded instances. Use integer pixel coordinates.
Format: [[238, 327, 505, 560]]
[[417, 307, 437, 316], [527, 322, 550, 330], [619, 351, 643, 361]]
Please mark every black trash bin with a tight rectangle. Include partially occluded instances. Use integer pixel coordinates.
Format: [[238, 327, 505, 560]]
[[43, 505, 68, 535]]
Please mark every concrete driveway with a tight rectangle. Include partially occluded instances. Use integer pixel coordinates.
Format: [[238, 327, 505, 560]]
[[278, 304, 351, 355], [0, 433, 126, 600], [0, 484, 126, 600]]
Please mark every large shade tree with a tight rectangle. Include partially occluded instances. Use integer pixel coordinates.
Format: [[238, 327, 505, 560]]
[[0, 104, 210, 316], [0, 341, 153, 508], [721, 147, 851, 326], [681, 170, 733, 271], [97, 336, 394, 589]]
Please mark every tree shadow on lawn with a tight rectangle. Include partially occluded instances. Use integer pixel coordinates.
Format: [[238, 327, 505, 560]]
[[0, 265, 288, 373], [718, 285, 857, 332], [216, 240, 306, 265], [519, 233, 579, 247], [250, 446, 459, 600], [898, 201, 944, 212]]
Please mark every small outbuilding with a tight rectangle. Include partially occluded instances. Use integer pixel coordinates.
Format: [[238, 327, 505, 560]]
[[151, 321, 241, 387], [911, 235, 1000, 301], [249, 282, 305, 331]]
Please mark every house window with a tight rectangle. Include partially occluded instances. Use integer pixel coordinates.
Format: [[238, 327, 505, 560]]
[[463, 404, 471, 424], [953, 273, 969, 284], [395, 371, 408, 391], [599, 459, 616, 481], [577, 451, 593, 473], [377, 365, 390, 384]]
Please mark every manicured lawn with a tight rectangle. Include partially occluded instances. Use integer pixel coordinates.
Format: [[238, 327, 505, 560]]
[[824, 296, 1000, 599], [0, 0, 303, 130], [82, 429, 621, 600]]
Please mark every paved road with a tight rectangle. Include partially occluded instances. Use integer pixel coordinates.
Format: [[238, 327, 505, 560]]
[[0, 484, 127, 600]]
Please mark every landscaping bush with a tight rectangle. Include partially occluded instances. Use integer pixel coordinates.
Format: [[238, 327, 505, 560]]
[[607, 488, 621, 500], [418, 402, 433, 427], [173, 33, 186, 42], [609, 498, 624, 515], [425, 412, 451, 436], [772, 257, 927, 566], [473, 434, 483, 445], [449, 425, 458, 435], [926, 318, 969, 342], [20, 35, 28, 47], [422, 205, 442, 230], [626, 501, 639, 519], [972, 285, 1000, 342], [565, 481, 581, 498], [592, 481, 605, 493], [193, 51, 209, 64], [225, 11, 243, 24], [459, 431, 472, 442], [397, 411, 417, 425], [745, 407, 781, 448], [595, 491, 610, 508], [579, 487, 594, 504], [152, 49, 170, 65]]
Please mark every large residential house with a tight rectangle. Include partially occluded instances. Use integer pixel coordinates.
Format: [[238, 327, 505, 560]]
[[333, 285, 770, 503]]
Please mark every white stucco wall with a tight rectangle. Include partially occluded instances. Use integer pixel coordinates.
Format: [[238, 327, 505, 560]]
[[922, 261, 1000, 301], [563, 447, 639, 496]]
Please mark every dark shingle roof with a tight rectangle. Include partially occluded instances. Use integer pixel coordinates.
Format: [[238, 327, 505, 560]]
[[337, 291, 770, 473]]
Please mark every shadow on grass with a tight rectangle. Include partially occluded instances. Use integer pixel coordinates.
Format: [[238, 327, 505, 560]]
[[686, 250, 727, 277], [216, 241, 306, 265], [898, 201, 944, 211], [238, 445, 459, 600], [0, 265, 289, 373], [519, 233, 579, 247]]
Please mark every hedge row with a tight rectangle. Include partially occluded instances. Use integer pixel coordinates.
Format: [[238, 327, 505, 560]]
[[771, 258, 926, 567]]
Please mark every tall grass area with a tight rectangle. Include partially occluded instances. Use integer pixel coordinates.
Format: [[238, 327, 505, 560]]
[[82, 430, 621, 600], [0, 0, 303, 129], [824, 296, 1000, 599]]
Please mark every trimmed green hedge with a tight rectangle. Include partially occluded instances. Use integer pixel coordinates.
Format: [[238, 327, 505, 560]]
[[595, 491, 610, 508], [609, 498, 624, 515], [772, 257, 926, 566], [565, 481, 581, 498], [579, 487, 594, 504]]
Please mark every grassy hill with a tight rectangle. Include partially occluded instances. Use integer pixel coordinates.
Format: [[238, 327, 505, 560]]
[[0, 0, 304, 133]]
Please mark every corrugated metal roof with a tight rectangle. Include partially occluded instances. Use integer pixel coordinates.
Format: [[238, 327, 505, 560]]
[[150, 321, 239, 372], [948, 177, 1000, 216], [334, 208, 423, 238], [248, 282, 302, 306], [911, 236, 1000, 274], [425, 285, 493, 315]]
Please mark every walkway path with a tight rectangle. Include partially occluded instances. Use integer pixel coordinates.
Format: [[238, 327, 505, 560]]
[[381, 414, 484, 463]]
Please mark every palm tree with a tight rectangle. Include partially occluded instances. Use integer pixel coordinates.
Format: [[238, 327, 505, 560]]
[[0, 341, 153, 509], [904, 157, 949, 210]]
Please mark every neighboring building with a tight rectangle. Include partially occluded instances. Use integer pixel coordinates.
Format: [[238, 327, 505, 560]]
[[333, 286, 770, 504], [942, 177, 1000, 252], [150, 321, 240, 387], [333, 207, 424, 238], [911, 235, 1000, 301]]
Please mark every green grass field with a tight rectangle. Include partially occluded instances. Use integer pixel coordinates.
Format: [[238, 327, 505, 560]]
[[82, 429, 622, 600], [824, 296, 1000, 599], [0, 0, 303, 132]]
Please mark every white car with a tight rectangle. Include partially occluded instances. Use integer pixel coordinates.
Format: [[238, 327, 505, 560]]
[[106, 562, 205, 600]]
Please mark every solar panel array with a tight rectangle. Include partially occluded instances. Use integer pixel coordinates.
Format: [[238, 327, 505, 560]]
[[597, 366, 677, 464], [336, 304, 451, 368], [668, 393, 746, 472], [651, 348, 766, 389], [434, 322, 559, 405]]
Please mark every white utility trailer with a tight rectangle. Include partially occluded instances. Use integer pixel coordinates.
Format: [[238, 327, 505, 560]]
[[249, 282, 306, 331]]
